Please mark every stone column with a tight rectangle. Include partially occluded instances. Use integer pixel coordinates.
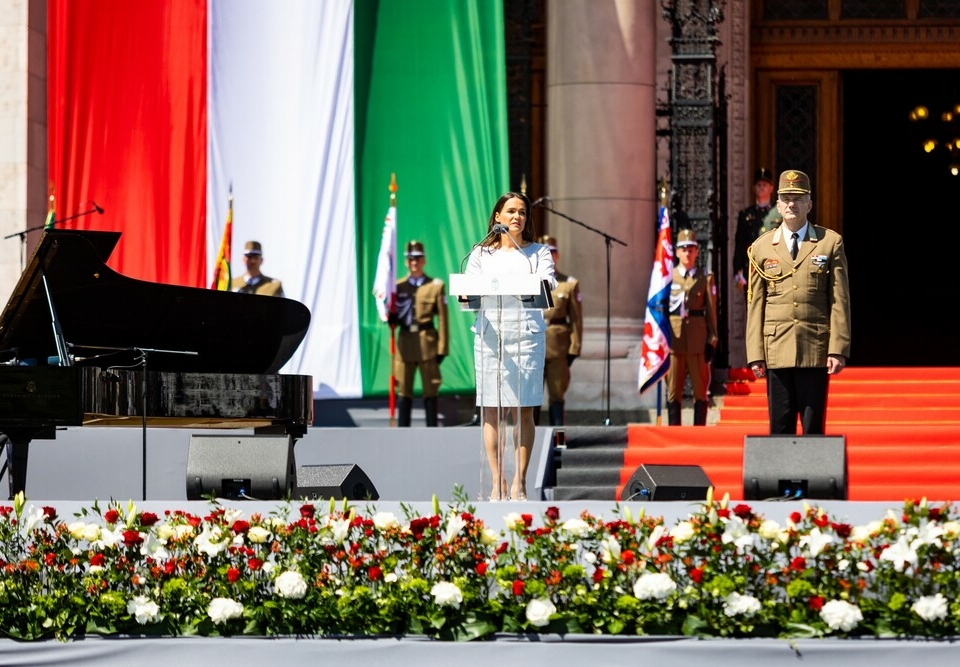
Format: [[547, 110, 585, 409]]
[[546, 0, 658, 419], [0, 0, 46, 297]]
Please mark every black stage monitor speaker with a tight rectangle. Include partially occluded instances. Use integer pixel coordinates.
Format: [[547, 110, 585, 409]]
[[186, 435, 296, 500], [623, 464, 712, 501], [743, 435, 847, 500], [297, 464, 379, 501]]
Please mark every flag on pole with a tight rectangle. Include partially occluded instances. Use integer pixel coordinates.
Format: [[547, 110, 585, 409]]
[[44, 186, 56, 230], [372, 173, 398, 322], [210, 187, 233, 290], [638, 204, 674, 394]]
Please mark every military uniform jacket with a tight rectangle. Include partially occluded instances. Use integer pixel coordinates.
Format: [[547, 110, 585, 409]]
[[541, 271, 582, 360], [231, 274, 284, 296], [745, 224, 851, 369], [395, 274, 449, 362], [733, 203, 782, 276], [668, 267, 718, 355]]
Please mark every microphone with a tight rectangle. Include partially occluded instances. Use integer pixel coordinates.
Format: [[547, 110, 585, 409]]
[[531, 196, 552, 208], [459, 225, 506, 272], [92, 201, 105, 214]]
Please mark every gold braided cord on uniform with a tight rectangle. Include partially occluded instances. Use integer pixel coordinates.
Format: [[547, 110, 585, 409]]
[[745, 245, 795, 304]]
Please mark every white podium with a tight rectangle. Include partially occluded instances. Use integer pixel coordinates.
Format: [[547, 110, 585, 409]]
[[449, 273, 552, 500]]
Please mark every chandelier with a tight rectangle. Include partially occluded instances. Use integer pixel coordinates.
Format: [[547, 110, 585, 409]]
[[909, 104, 960, 176]]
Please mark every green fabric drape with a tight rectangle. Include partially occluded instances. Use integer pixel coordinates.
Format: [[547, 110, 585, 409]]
[[355, 0, 509, 397]]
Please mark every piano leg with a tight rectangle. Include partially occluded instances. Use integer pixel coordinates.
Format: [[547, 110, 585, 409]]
[[1, 431, 30, 500]]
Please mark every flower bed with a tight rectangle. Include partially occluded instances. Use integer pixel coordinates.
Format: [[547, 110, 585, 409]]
[[1, 489, 958, 640]]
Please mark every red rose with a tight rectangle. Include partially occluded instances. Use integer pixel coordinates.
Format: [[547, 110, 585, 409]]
[[139, 512, 159, 527], [104, 509, 120, 524], [592, 567, 604, 583], [44, 552, 56, 567], [89, 552, 105, 567], [690, 567, 704, 583], [521, 514, 534, 527], [808, 595, 824, 611], [247, 558, 263, 571], [789, 512, 802, 524], [545, 506, 561, 522], [368, 566, 382, 581], [227, 567, 241, 583], [299, 504, 316, 519], [475, 562, 488, 576], [622, 550, 636, 565], [732, 504, 753, 519], [790, 556, 806, 571], [813, 514, 829, 528], [122, 530, 144, 548], [232, 520, 250, 534], [512, 580, 525, 596]]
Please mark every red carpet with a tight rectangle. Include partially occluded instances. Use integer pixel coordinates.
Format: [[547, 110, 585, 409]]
[[617, 367, 960, 502]]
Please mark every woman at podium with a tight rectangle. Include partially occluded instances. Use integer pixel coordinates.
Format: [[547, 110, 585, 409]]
[[465, 191, 556, 500]]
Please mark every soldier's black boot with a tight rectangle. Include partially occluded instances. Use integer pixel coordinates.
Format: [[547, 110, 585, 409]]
[[667, 400, 682, 426], [693, 400, 708, 426], [548, 401, 565, 426], [424, 397, 439, 427], [533, 406, 542, 426], [397, 396, 412, 427]]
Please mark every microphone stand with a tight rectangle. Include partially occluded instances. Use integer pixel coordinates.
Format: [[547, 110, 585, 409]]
[[3, 204, 105, 272], [537, 203, 627, 425]]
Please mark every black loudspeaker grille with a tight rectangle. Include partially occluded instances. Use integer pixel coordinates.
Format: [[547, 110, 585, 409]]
[[186, 435, 296, 500], [297, 464, 379, 501], [742, 435, 847, 500], [623, 464, 712, 501]]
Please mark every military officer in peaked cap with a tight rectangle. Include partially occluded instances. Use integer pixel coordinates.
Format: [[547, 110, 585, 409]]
[[746, 169, 851, 435], [391, 240, 449, 427], [536, 235, 583, 426], [232, 241, 284, 296], [665, 229, 718, 426]]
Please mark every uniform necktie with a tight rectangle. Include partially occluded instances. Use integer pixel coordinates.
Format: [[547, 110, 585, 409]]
[[790, 232, 799, 260]]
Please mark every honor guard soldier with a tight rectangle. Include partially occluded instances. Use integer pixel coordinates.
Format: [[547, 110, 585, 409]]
[[231, 241, 284, 296], [733, 168, 782, 292], [666, 229, 718, 426], [392, 240, 449, 427], [537, 235, 583, 426]]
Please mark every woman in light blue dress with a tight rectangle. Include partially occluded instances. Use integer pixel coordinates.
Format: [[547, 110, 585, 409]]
[[466, 192, 556, 500]]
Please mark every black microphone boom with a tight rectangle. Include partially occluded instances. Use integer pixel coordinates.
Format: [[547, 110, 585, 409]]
[[491, 223, 509, 234], [92, 201, 105, 214], [531, 196, 551, 208]]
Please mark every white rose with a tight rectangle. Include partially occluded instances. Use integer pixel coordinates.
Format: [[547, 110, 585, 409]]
[[941, 521, 960, 539], [67, 521, 89, 540], [819, 599, 863, 632], [384, 572, 398, 583], [670, 521, 696, 543], [481, 528, 499, 545], [504, 512, 524, 529], [247, 526, 272, 544], [193, 526, 228, 557], [633, 572, 676, 601], [127, 595, 161, 625], [912, 593, 948, 622], [373, 512, 399, 530], [156, 524, 176, 541], [274, 570, 308, 599], [525, 598, 556, 627], [758, 519, 782, 540], [722, 592, 762, 618], [207, 597, 244, 625], [560, 518, 589, 537], [430, 581, 463, 608]]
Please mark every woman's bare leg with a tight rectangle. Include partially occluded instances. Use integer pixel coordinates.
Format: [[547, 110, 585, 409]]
[[511, 407, 535, 499], [482, 407, 506, 499]]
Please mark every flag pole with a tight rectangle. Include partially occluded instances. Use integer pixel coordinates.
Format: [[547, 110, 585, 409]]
[[388, 175, 398, 427]]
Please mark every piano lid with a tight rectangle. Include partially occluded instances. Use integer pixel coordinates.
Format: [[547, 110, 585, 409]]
[[0, 229, 311, 374]]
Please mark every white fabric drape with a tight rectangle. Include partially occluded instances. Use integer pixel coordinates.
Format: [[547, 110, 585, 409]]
[[207, 0, 361, 398]]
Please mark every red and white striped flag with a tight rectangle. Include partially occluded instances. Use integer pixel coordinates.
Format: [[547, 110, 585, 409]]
[[638, 205, 674, 394]]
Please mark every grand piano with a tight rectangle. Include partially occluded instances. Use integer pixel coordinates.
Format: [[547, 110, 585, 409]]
[[0, 229, 313, 498]]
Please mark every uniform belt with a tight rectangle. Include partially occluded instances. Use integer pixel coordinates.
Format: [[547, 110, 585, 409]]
[[549, 318, 569, 325], [402, 322, 435, 333], [686, 309, 705, 317]]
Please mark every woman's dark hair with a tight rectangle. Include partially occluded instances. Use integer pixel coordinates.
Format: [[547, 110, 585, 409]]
[[481, 191, 534, 247]]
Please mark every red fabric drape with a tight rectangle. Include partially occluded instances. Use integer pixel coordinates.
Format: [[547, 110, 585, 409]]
[[47, 0, 207, 287]]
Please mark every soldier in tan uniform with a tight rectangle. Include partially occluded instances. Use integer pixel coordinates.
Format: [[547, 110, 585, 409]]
[[391, 240, 449, 427], [536, 235, 583, 425], [666, 229, 718, 426], [231, 241, 284, 296], [746, 169, 851, 435]]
